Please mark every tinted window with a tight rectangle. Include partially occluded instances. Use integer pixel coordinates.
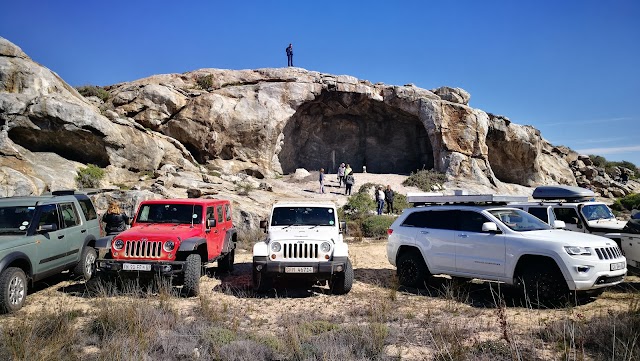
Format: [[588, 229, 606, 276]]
[[402, 210, 458, 230], [488, 209, 551, 231], [206, 206, 215, 227], [527, 207, 549, 223], [0, 206, 36, 234], [225, 204, 232, 221], [59, 203, 80, 228], [457, 210, 490, 232], [38, 204, 60, 228], [76, 197, 97, 220], [271, 207, 336, 226], [553, 208, 580, 224], [401, 211, 428, 227], [217, 205, 224, 223]]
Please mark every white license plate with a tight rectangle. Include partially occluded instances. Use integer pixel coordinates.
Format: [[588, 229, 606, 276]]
[[610, 261, 626, 271], [285, 266, 314, 273], [123, 263, 152, 271]]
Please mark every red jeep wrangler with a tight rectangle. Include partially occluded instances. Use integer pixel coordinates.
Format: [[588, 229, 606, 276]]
[[95, 198, 237, 296]]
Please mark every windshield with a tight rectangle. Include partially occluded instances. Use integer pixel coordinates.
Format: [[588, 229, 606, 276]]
[[136, 204, 202, 224], [581, 204, 615, 221], [488, 209, 551, 232], [271, 207, 336, 226], [0, 206, 36, 235]]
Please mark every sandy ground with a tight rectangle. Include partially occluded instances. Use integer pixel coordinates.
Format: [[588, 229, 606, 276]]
[[5, 240, 639, 360]]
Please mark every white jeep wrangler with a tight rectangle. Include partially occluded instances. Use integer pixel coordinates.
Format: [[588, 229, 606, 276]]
[[387, 193, 627, 304], [252, 201, 353, 294]]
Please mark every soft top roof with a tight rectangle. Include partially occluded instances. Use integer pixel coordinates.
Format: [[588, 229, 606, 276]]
[[273, 201, 336, 208], [532, 185, 595, 201], [139, 198, 228, 205]]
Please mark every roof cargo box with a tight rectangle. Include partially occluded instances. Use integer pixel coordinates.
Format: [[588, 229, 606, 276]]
[[532, 185, 595, 201]]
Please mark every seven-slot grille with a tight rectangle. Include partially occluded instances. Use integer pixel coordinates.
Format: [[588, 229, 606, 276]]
[[283, 242, 319, 259], [124, 240, 163, 258], [594, 246, 622, 260]]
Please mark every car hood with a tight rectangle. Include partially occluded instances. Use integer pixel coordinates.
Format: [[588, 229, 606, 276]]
[[519, 229, 619, 247], [268, 226, 340, 242], [117, 224, 203, 240], [586, 218, 626, 231]]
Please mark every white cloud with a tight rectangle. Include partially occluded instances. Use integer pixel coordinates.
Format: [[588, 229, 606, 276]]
[[575, 145, 640, 155]]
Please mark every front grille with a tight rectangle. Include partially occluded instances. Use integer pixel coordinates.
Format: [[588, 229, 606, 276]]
[[594, 246, 622, 260], [595, 275, 624, 285], [125, 240, 163, 258], [283, 243, 319, 259]]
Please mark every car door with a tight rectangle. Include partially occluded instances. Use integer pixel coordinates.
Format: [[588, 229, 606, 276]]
[[205, 205, 225, 260], [32, 204, 68, 273], [413, 210, 457, 273], [58, 202, 84, 265], [454, 210, 506, 277], [553, 207, 585, 233]]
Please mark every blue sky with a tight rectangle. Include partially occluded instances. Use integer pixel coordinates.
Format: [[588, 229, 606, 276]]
[[2, 1, 639, 166]]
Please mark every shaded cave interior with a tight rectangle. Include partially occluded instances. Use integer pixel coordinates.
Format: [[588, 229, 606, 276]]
[[279, 91, 434, 174], [486, 127, 537, 185]]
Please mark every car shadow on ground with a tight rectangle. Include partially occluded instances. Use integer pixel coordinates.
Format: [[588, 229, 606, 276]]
[[354, 268, 608, 309]]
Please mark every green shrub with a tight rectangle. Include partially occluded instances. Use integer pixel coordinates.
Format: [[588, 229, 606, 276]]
[[361, 215, 395, 238], [612, 193, 640, 211], [342, 190, 375, 221], [402, 169, 446, 191], [76, 164, 105, 188], [196, 74, 214, 90], [76, 85, 110, 102], [588, 154, 638, 179], [394, 193, 409, 213]]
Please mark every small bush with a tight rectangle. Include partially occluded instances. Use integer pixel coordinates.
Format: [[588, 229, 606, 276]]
[[76, 85, 110, 102], [235, 182, 256, 196], [196, 74, 214, 90], [402, 169, 446, 191], [612, 193, 640, 211], [361, 215, 395, 238], [76, 164, 105, 188], [342, 188, 376, 221], [394, 193, 409, 213]]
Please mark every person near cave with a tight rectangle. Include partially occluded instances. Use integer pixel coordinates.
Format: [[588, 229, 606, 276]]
[[319, 168, 325, 193], [345, 173, 355, 195], [375, 186, 386, 215], [384, 185, 395, 214], [337, 163, 346, 187]]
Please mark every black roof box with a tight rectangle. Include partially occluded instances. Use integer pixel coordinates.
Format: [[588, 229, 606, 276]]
[[532, 185, 595, 201]]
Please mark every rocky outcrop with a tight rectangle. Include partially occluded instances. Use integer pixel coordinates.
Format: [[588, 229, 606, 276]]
[[0, 36, 587, 196], [566, 154, 638, 198]]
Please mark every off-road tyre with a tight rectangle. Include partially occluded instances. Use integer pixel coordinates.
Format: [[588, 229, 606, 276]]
[[218, 248, 235, 273], [252, 267, 272, 293], [0, 267, 28, 313], [73, 247, 97, 281], [329, 259, 354, 295], [397, 251, 430, 288], [516, 265, 569, 307], [182, 254, 202, 297]]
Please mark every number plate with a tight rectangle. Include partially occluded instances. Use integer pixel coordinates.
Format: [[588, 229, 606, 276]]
[[610, 261, 626, 271], [285, 266, 314, 273], [123, 263, 152, 271]]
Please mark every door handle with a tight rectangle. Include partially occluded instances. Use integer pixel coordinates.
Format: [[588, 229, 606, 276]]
[[58, 235, 64, 239], [81, 229, 86, 233], [420, 230, 429, 234], [458, 234, 468, 238]]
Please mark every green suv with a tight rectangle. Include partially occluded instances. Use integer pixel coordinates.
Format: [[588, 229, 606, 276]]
[[0, 190, 101, 313]]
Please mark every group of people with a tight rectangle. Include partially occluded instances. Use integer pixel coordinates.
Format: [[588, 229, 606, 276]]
[[375, 185, 395, 215], [319, 163, 355, 195]]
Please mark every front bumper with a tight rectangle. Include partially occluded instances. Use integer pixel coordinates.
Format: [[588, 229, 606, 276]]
[[97, 259, 186, 276], [253, 256, 349, 277]]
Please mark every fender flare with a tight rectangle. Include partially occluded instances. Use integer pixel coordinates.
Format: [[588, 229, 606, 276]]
[[0, 252, 33, 276], [95, 235, 115, 250], [222, 229, 238, 253], [179, 237, 207, 252], [83, 234, 98, 248]]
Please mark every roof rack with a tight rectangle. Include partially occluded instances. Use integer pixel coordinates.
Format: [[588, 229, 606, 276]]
[[407, 192, 528, 205]]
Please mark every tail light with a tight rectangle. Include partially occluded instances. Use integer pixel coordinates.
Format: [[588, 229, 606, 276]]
[[387, 228, 393, 235]]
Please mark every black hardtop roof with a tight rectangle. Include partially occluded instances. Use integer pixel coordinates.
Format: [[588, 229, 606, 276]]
[[532, 185, 596, 201]]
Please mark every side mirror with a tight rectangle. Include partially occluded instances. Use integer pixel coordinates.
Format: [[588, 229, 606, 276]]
[[552, 220, 566, 229], [260, 220, 268, 233], [482, 222, 499, 233], [340, 221, 347, 235], [38, 224, 58, 232], [207, 218, 216, 228]]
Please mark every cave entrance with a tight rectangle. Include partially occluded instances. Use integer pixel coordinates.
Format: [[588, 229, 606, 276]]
[[486, 127, 536, 185], [279, 91, 433, 174]]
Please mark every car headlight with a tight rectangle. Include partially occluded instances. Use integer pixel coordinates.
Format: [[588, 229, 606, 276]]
[[564, 246, 592, 255], [320, 242, 331, 253], [163, 240, 175, 252], [271, 242, 281, 252], [113, 239, 124, 250]]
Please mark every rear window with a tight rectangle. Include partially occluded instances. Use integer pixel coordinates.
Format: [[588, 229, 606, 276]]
[[75, 197, 97, 220], [527, 207, 549, 223], [401, 210, 457, 230]]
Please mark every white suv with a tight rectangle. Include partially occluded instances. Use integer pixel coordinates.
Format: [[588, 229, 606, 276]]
[[252, 201, 353, 294], [387, 195, 627, 303]]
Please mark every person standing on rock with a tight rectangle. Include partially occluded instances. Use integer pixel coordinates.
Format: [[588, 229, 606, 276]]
[[102, 201, 130, 236], [384, 185, 395, 214], [319, 168, 325, 194], [375, 186, 386, 215], [345, 173, 355, 196], [337, 163, 346, 187], [286, 43, 293, 67]]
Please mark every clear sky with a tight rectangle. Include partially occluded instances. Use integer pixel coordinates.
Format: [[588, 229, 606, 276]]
[[2, 1, 639, 166]]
